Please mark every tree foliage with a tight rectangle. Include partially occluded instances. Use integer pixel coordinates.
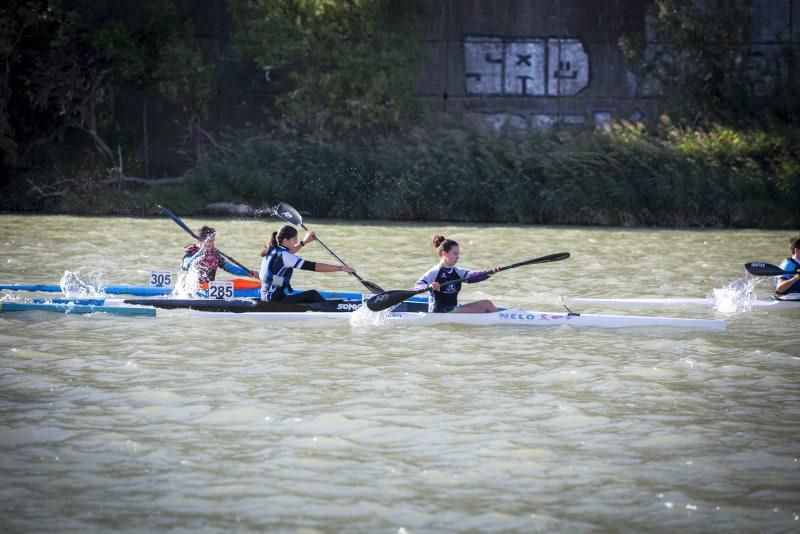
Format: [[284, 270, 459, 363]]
[[620, 0, 800, 125], [0, 0, 210, 174], [167, 120, 798, 228], [155, 31, 218, 163], [229, 0, 427, 138]]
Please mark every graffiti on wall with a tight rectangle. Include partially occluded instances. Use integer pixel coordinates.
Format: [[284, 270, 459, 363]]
[[464, 36, 589, 96]]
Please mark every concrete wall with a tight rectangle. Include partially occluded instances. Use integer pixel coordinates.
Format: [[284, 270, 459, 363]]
[[135, 0, 800, 173], [415, 0, 650, 129], [415, 0, 799, 129]]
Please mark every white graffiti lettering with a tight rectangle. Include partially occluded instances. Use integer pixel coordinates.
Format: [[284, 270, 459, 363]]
[[465, 36, 589, 96]]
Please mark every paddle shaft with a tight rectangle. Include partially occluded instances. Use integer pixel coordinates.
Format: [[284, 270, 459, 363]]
[[158, 205, 255, 275], [299, 221, 383, 293], [496, 253, 570, 272], [366, 252, 570, 312], [433, 251, 570, 291], [273, 202, 383, 294], [298, 222, 349, 268]]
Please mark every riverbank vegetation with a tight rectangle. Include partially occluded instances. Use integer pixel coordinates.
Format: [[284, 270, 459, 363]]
[[4, 117, 796, 228]]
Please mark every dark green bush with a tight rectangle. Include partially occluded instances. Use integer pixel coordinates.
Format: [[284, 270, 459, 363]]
[[5, 119, 798, 229], [176, 119, 799, 228]]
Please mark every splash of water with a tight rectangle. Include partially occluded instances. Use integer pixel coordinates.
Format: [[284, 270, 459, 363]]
[[349, 303, 390, 326], [251, 205, 277, 218], [171, 269, 202, 298], [59, 270, 106, 297], [711, 278, 760, 313]]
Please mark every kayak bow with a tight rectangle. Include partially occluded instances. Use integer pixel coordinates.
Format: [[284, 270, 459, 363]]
[[563, 296, 800, 312]]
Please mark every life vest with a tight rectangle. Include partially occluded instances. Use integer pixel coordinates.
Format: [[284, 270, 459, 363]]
[[182, 245, 221, 283], [428, 266, 466, 313], [260, 246, 303, 301], [776, 257, 800, 295]]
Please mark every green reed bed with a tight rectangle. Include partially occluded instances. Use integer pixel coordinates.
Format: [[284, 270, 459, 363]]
[[182, 120, 798, 228], [5, 120, 798, 228]]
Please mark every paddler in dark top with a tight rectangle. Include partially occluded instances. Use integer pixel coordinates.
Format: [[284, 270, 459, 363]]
[[774, 234, 800, 298], [414, 235, 499, 313], [182, 226, 258, 283], [260, 224, 356, 302]]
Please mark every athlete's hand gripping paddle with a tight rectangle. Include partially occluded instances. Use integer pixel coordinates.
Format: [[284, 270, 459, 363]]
[[366, 252, 571, 312], [272, 202, 384, 294]]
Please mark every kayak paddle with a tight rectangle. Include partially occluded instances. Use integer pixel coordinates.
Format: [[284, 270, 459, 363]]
[[745, 262, 798, 277], [158, 205, 257, 276], [366, 251, 571, 312], [273, 202, 385, 294]]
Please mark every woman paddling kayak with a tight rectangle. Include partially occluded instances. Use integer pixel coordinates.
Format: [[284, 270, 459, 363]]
[[774, 234, 800, 298], [260, 225, 356, 303], [414, 235, 499, 313], [182, 226, 258, 283]]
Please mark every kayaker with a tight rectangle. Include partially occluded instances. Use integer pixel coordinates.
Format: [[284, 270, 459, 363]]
[[414, 235, 499, 313], [774, 234, 800, 298], [182, 226, 258, 283], [260, 224, 356, 302]]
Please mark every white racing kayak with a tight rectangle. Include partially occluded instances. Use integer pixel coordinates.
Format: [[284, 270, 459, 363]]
[[183, 307, 726, 331], [391, 309, 725, 330], [563, 296, 800, 312]]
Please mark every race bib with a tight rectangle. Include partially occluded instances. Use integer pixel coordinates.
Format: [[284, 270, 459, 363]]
[[209, 281, 234, 300], [149, 270, 173, 287]]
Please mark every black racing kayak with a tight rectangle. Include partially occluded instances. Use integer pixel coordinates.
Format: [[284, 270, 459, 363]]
[[121, 298, 428, 313]]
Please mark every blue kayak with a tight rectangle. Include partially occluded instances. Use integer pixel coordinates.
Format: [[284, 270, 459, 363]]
[[0, 283, 428, 302], [0, 283, 190, 296], [0, 301, 156, 316]]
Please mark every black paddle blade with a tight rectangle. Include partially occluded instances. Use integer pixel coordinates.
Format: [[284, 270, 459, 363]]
[[366, 289, 420, 312], [745, 262, 794, 276], [275, 202, 303, 226], [540, 251, 570, 263]]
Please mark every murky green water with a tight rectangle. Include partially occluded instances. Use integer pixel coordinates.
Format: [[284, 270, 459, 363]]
[[1, 215, 798, 531]]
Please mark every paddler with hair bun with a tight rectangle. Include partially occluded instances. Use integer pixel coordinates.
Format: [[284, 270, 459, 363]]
[[182, 225, 258, 283], [260, 224, 356, 303], [414, 235, 500, 313], [774, 234, 800, 299]]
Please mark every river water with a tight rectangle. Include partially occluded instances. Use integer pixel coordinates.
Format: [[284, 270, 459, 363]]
[[0, 215, 797, 531]]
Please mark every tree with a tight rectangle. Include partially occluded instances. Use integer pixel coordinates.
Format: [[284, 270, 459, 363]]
[[229, 0, 426, 138], [0, 0, 184, 173], [155, 32, 217, 164], [620, 0, 800, 125]]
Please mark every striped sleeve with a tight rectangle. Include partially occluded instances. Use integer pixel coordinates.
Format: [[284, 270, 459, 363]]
[[281, 251, 304, 269], [219, 256, 252, 277], [414, 266, 439, 290]]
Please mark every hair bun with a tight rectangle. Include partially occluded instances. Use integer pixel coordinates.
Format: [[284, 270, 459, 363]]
[[432, 235, 445, 248]]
